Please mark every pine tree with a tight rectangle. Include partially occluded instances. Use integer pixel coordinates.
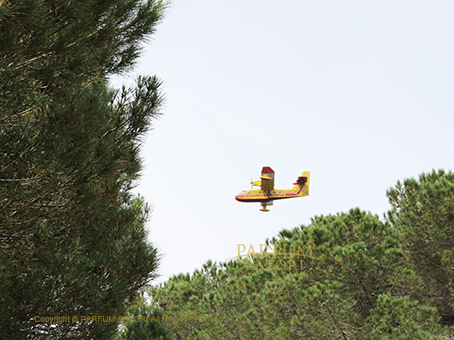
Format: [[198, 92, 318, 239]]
[[0, 0, 167, 338], [387, 169, 454, 326], [147, 209, 443, 339]]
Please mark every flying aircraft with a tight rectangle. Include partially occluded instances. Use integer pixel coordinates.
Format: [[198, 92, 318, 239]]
[[235, 167, 310, 211]]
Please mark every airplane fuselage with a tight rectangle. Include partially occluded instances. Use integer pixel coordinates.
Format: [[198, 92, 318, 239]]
[[235, 185, 308, 203]]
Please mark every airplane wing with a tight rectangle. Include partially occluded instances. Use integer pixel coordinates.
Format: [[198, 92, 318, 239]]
[[252, 180, 262, 187]]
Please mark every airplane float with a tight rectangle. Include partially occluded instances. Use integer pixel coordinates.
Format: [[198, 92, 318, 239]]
[[235, 167, 310, 212]]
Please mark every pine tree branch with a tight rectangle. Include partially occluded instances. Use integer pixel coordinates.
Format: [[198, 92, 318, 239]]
[[325, 303, 349, 340]]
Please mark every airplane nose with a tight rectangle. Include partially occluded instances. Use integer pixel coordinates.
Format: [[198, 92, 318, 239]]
[[235, 194, 245, 202]]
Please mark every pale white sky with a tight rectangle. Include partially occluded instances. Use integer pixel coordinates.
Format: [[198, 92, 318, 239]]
[[112, 1, 454, 284]]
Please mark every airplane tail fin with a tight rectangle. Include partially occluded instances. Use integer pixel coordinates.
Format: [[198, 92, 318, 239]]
[[291, 171, 310, 196]]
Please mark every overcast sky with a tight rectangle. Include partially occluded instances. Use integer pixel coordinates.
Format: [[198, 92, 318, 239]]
[[111, 0, 454, 284]]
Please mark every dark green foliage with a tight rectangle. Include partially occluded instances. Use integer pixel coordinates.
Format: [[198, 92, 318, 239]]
[[387, 169, 454, 325], [149, 209, 443, 339], [366, 294, 441, 340], [0, 0, 167, 338], [113, 294, 175, 340]]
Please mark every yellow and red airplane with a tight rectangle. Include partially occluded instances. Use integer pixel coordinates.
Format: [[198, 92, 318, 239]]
[[235, 167, 310, 212]]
